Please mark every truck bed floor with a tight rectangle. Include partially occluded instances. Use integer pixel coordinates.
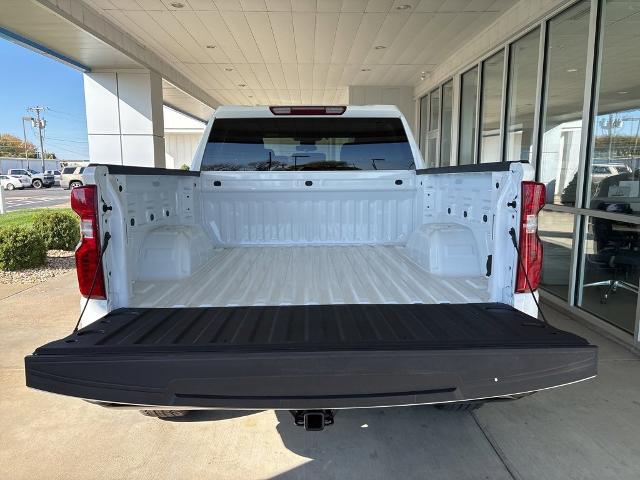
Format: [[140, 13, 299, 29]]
[[131, 245, 490, 308]]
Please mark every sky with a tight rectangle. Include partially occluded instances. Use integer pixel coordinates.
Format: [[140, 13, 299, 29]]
[[0, 39, 89, 160]]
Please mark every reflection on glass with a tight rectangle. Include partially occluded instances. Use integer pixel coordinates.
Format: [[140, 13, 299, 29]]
[[580, 217, 639, 334], [459, 67, 479, 165], [539, 210, 575, 300], [588, 0, 640, 216], [419, 95, 429, 156], [440, 81, 453, 167], [479, 51, 504, 163], [505, 28, 540, 163], [427, 89, 440, 167], [539, 0, 590, 206]]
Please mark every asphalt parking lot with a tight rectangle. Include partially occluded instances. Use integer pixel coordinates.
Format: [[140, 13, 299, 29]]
[[1, 274, 639, 480], [1, 186, 70, 211]]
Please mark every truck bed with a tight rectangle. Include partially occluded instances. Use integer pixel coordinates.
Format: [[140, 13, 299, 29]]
[[25, 303, 597, 409], [131, 245, 490, 308]]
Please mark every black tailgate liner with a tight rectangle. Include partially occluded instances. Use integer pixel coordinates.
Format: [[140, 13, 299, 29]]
[[25, 303, 597, 409]]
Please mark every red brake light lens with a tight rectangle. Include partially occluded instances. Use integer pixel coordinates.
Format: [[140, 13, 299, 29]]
[[515, 181, 546, 293], [269, 106, 346, 115], [71, 185, 106, 299]]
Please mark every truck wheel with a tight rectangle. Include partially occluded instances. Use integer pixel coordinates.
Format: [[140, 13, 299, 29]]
[[32, 179, 43, 189], [5, 183, 15, 191], [69, 181, 82, 189], [140, 410, 189, 418], [435, 402, 484, 411]]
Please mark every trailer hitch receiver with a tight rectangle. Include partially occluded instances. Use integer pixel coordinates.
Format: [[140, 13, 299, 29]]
[[290, 410, 335, 431]]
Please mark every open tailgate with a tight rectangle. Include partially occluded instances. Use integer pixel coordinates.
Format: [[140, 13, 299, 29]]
[[25, 303, 597, 409]]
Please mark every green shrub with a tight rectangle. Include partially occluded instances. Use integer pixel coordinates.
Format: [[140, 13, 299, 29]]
[[32, 210, 80, 251], [0, 227, 47, 271], [179, 164, 190, 171]]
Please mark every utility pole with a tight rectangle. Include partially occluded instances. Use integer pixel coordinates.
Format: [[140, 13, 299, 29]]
[[21, 116, 32, 169], [28, 106, 47, 172]]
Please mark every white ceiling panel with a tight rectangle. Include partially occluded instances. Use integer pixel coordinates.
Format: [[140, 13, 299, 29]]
[[196, 11, 247, 62], [314, 13, 339, 63], [265, 63, 288, 89], [281, 63, 300, 90], [269, 12, 297, 63], [346, 13, 386, 64], [268, 0, 293, 11], [245, 12, 280, 62], [250, 63, 277, 90], [221, 12, 263, 62], [25, 0, 517, 106], [292, 12, 315, 63], [330, 13, 363, 64]]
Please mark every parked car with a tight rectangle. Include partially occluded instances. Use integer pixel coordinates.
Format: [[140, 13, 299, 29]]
[[591, 164, 631, 184], [0, 174, 24, 190], [60, 166, 85, 189], [7, 168, 54, 189], [45, 169, 62, 185], [25, 105, 597, 431]]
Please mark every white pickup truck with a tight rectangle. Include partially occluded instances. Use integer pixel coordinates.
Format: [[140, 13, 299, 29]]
[[26, 105, 596, 430]]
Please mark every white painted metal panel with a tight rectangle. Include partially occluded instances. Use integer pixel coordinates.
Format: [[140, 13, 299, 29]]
[[200, 171, 417, 245], [130, 244, 491, 308]]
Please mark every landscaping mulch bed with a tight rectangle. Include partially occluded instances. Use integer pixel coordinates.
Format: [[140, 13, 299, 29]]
[[0, 250, 75, 284]]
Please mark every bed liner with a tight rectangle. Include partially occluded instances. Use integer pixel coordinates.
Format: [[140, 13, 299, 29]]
[[131, 245, 490, 308], [25, 303, 597, 409]]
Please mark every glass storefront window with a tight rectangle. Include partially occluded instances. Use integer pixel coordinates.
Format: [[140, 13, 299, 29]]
[[587, 0, 640, 216], [427, 89, 440, 167], [479, 51, 504, 163], [440, 81, 453, 167], [459, 66, 479, 165], [505, 28, 540, 163], [539, 210, 575, 300], [579, 216, 639, 334], [539, 0, 591, 207], [419, 94, 429, 157]]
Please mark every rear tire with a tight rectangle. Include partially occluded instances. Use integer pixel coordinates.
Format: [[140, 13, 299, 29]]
[[32, 179, 43, 189], [6, 183, 15, 191], [435, 402, 485, 411], [140, 410, 189, 418]]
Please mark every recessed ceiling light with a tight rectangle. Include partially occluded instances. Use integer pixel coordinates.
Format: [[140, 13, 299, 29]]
[[361, 68, 371, 72], [374, 45, 386, 50], [238, 83, 247, 87], [170, 2, 184, 7], [566, 68, 578, 73], [224, 67, 233, 71], [396, 4, 412, 10], [206, 45, 216, 49], [618, 91, 629, 95]]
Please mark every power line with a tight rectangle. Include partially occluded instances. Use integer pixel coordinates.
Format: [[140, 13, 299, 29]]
[[46, 137, 88, 143]]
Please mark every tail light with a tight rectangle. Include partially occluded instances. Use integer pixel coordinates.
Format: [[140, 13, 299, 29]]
[[269, 106, 346, 115], [71, 185, 106, 299], [515, 181, 546, 293]]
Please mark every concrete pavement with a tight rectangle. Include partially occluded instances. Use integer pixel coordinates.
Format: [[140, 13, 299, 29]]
[[1, 273, 639, 480], [2, 187, 70, 211]]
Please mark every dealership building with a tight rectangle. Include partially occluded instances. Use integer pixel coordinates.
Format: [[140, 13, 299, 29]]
[[2, 0, 639, 348]]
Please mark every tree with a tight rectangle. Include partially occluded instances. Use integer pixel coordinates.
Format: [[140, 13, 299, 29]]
[[0, 133, 38, 158]]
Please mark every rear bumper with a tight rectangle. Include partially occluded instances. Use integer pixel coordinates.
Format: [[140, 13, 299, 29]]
[[26, 346, 596, 410]]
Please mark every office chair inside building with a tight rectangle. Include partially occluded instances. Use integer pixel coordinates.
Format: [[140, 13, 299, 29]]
[[583, 213, 640, 303]]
